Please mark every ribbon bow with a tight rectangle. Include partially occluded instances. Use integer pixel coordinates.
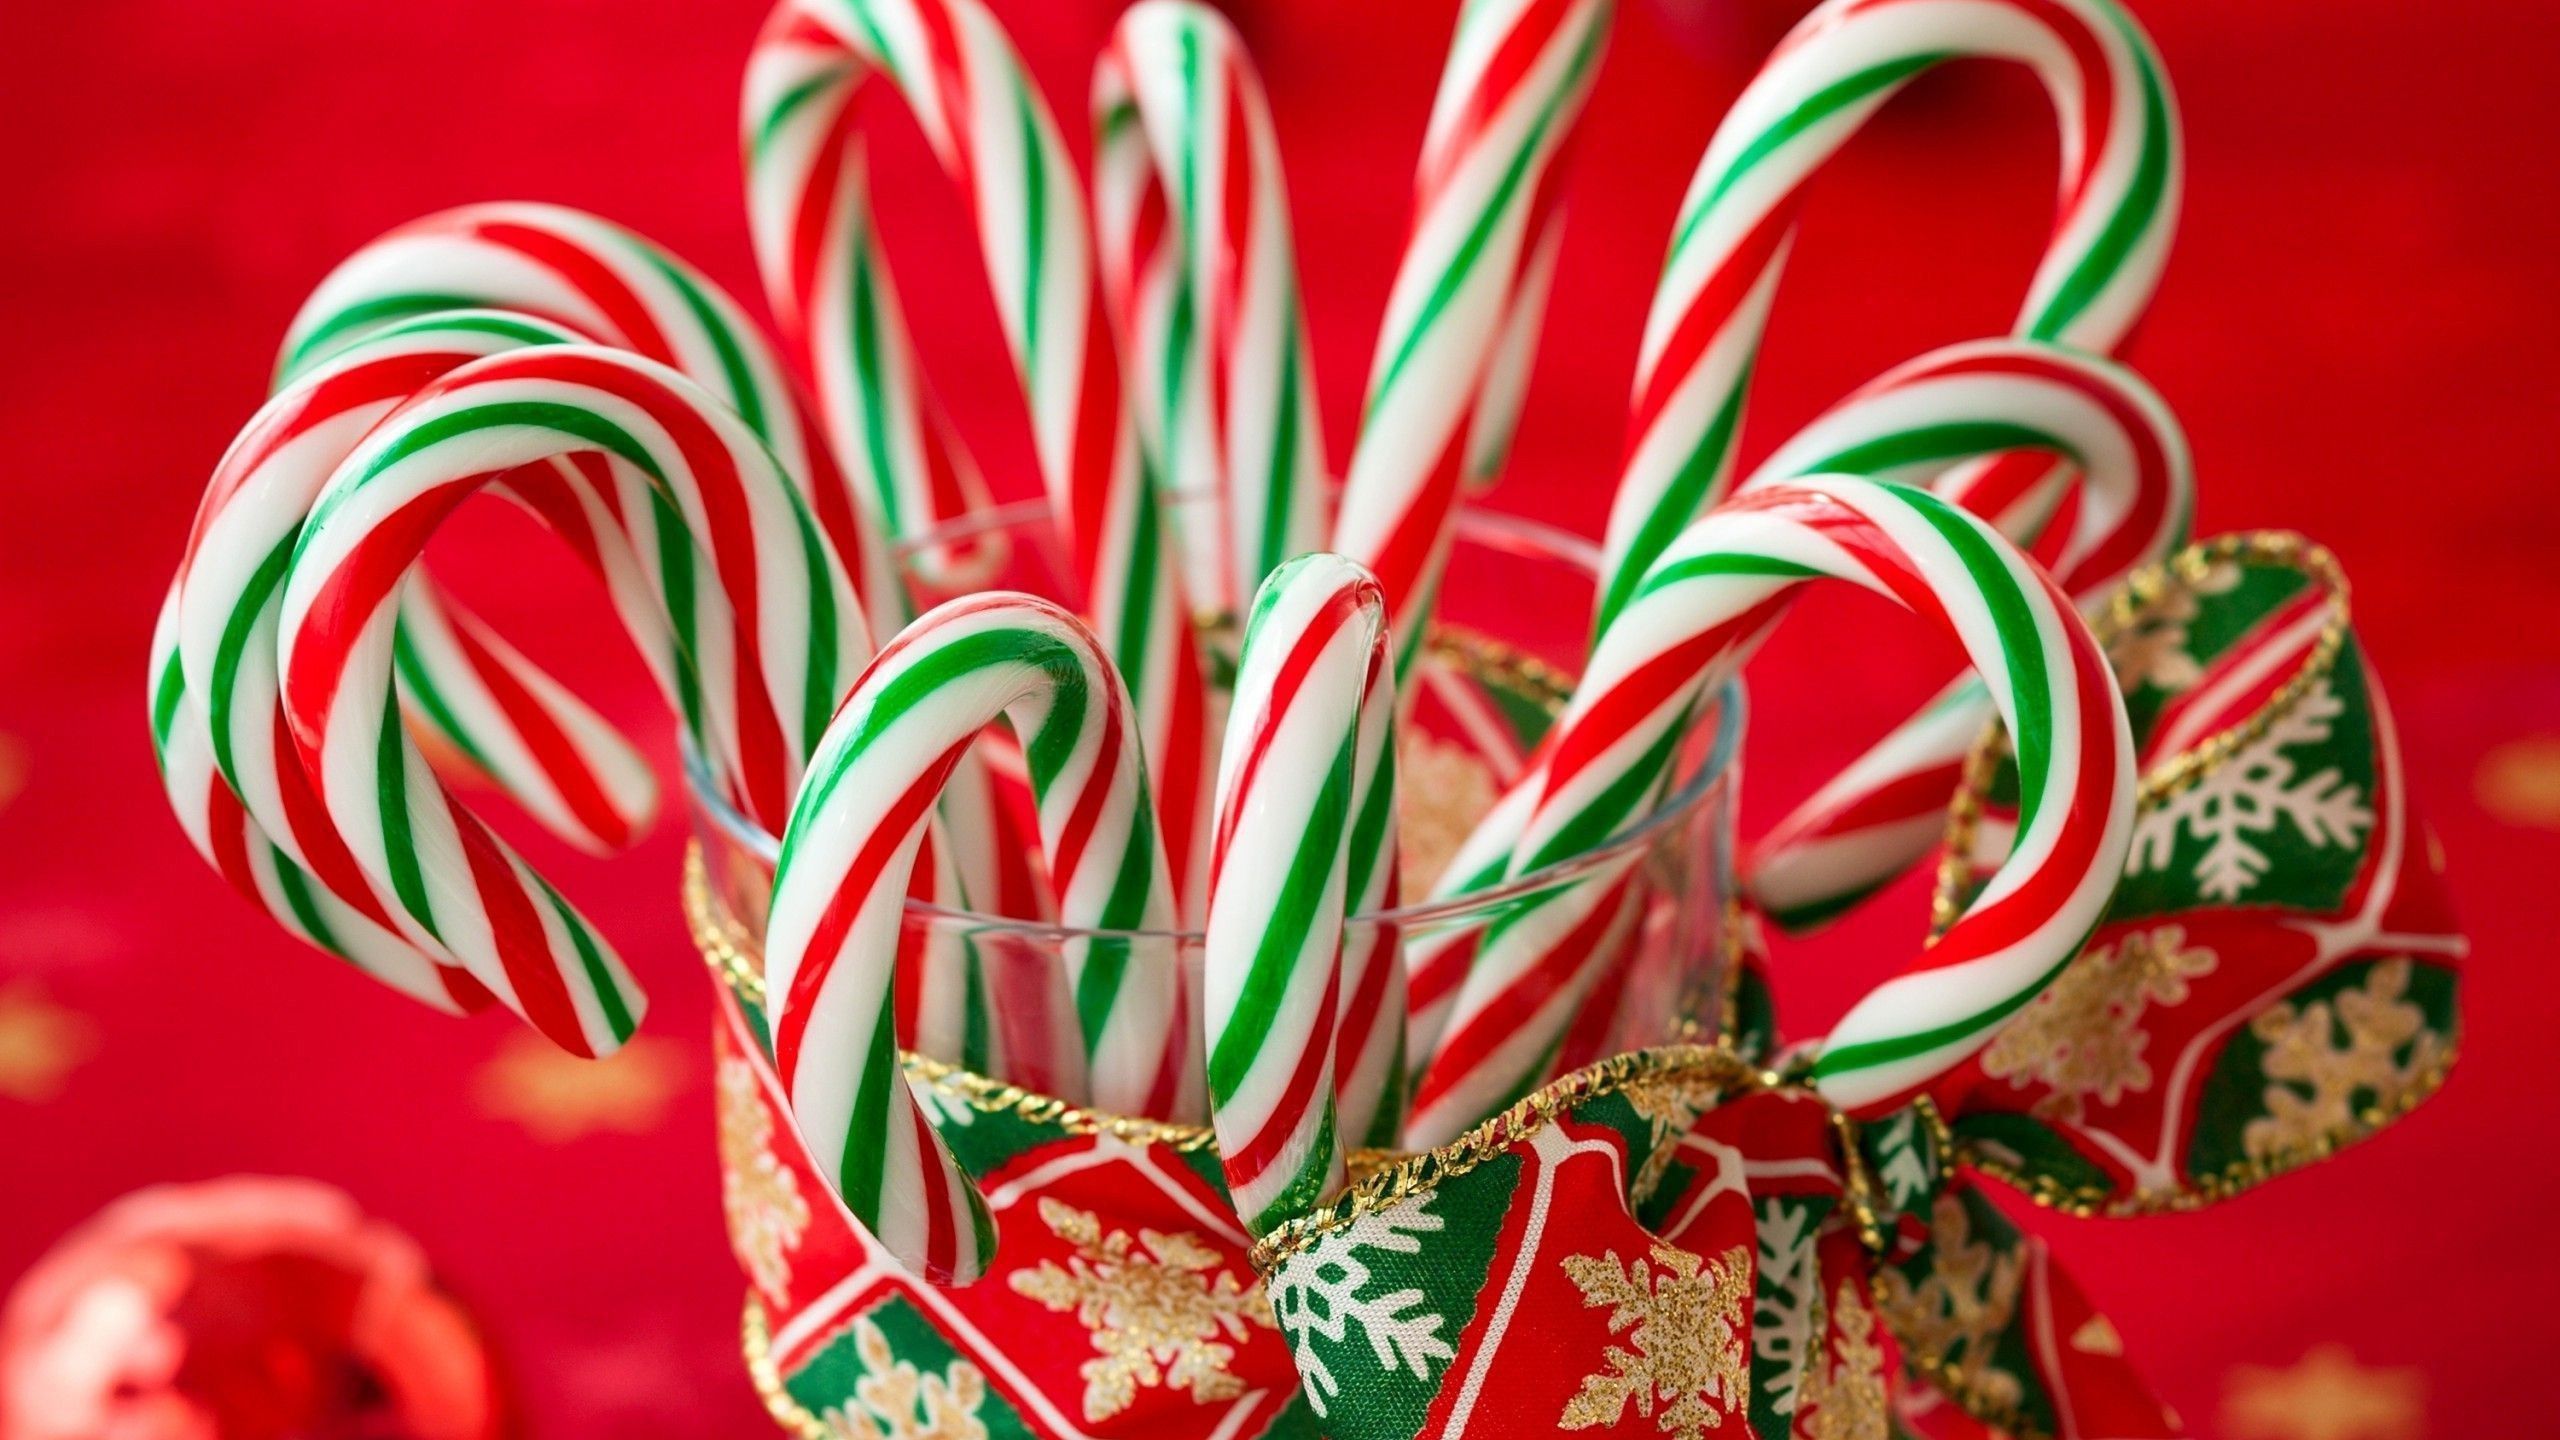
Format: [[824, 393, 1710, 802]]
[[1245, 531, 2461, 1440], [690, 531, 2459, 1438]]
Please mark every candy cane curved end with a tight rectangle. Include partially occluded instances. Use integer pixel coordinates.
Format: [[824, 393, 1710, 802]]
[[766, 593, 1181, 1282]]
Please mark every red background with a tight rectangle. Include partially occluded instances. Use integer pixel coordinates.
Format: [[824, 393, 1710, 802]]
[[3, 0, 2555, 1433]]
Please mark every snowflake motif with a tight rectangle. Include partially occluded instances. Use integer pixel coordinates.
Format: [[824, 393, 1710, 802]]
[[1872, 1196, 2023, 1418], [1624, 1075, 1711, 1206], [2105, 558, 2241, 694], [716, 1056, 810, 1302], [1263, 1199, 1457, 1418], [1796, 1281, 1889, 1440], [2129, 678, 2373, 902], [2244, 959, 2445, 1162], [820, 1316, 989, 1440], [1982, 926, 2219, 1123], [1558, 1241, 1753, 1439], [1749, 1200, 1822, 1420], [1006, 1198, 1273, 1422]]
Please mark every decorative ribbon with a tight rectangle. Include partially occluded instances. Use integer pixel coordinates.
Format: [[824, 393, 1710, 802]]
[[697, 532, 2461, 1440]]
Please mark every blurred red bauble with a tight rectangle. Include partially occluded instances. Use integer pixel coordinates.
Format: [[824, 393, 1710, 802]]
[[0, 1178, 506, 1440]]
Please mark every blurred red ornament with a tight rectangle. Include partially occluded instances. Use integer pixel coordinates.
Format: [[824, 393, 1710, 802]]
[[0, 1177, 506, 1440]]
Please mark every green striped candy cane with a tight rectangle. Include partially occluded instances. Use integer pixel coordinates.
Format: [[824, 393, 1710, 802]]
[[765, 594, 1180, 1283], [1410, 477, 2135, 1134], [1204, 554, 1400, 1231], [275, 346, 866, 1057], [1093, 0, 1330, 616], [1596, 0, 2180, 642]]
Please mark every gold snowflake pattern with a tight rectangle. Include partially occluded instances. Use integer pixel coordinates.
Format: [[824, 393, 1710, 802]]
[[1558, 1241, 1752, 1439], [718, 1055, 810, 1303], [1396, 731, 1498, 901], [1797, 1281, 1889, 1440], [1006, 1198, 1275, 1422], [1622, 1075, 1711, 1206], [1873, 1196, 2023, 1418], [820, 1316, 989, 1440], [2243, 960, 2445, 1162], [2106, 558, 2242, 695], [1981, 927, 2219, 1123]]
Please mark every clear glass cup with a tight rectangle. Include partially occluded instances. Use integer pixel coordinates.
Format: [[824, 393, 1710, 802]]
[[688, 499, 1745, 1133]]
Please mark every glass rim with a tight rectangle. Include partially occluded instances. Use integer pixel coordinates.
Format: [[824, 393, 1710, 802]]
[[687, 504, 1746, 943]]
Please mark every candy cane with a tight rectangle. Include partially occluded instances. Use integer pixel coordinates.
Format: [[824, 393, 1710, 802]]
[[166, 311, 678, 1014], [1204, 555, 1398, 1230], [1092, 0, 1329, 616], [1411, 477, 2133, 1133], [1738, 338, 2190, 928], [276, 346, 867, 1056], [279, 203, 896, 627], [745, 0, 1213, 921], [149, 588, 485, 1014], [1329, 0, 1613, 675], [1595, 0, 2179, 640], [764, 594, 1180, 1282]]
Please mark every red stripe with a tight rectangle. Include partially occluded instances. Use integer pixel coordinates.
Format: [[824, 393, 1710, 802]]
[[1412, 0, 1576, 214], [439, 606, 633, 850], [450, 797, 591, 1055], [1225, 956, 1344, 1186], [1209, 583, 1363, 882], [1047, 685, 1126, 899], [1411, 874, 1630, 1114], [914, 1102, 959, 1278], [1331, 923, 1400, 1109], [773, 756, 952, 1083], [471, 219, 678, 365], [1627, 206, 1789, 444], [285, 483, 480, 770]]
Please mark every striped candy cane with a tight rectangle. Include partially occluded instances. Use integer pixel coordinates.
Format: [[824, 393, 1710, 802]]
[[1738, 338, 2190, 928], [1092, 0, 1330, 616], [1412, 477, 2133, 1131], [1330, 0, 1613, 675], [739, 16, 1004, 591], [166, 311, 677, 1013], [281, 202, 902, 635], [276, 347, 867, 1056], [765, 594, 1180, 1282], [1596, 0, 2180, 639], [149, 588, 486, 1014], [1204, 555, 1399, 1231], [744, 0, 1213, 922]]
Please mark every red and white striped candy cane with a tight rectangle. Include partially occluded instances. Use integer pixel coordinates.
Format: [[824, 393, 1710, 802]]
[[149, 588, 486, 1014], [1092, 0, 1330, 617], [764, 594, 1180, 1282], [1595, 0, 2180, 639], [164, 312, 671, 1014], [744, 0, 1214, 920], [1329, 0, 1613, 675], [1738, 338, 2190, 929], [1411, 477, 2133, 1133], [276, 347, 868, 1056], [739, 18, 1004, 592], [1204, 555, 1399, 1231], [280, 203, 897, 627]]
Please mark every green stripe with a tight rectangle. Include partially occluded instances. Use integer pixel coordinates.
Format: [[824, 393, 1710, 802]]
[[2027, 35, 2173, 342], [650, 489, 708, 750], [206, 535, 297, 788], [1666, 53, 1949, 273], [645, 253, 770, 441], [150, 653, 186, 756], [1209, 730, 1357, 1099], [1248, 1106, 1339, 1234], [280, 293, 488, 381], [538, 875, 636, 1044], [305, 399, 665, 547], [1629, 548, 1819, 606], [392, 621, 495, 773], [1113, 495, 1165, 701], [1257, 309, 1307, 588], [372, 312, 576, 350], [840, 985, 901, 1224], [1522, 702, 1691, 873], [1799, 421, 2072, 482], [270, 851, 349, 959], [1344, 737, 1397, 909], [749, 72, 840, 161], [1900, 488, 2055, 833], [1595, 376, 1751, 637], [1014, 79, 1047, 372], [1366, 15, 1603, 421], [848, 237, 907, 533], [375, 683, 439, 942], [1811, 943, 2078, 1081]]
